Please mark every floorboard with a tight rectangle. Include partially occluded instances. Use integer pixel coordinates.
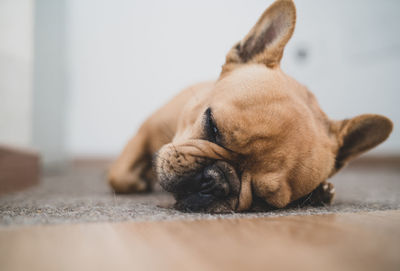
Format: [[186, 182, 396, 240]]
[[0, 210, 399, 271]]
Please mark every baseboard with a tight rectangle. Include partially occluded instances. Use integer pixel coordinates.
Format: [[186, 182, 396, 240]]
[[0, 145, 40, 195]]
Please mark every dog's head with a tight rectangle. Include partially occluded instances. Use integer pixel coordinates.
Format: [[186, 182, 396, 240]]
[[156, 0, 393, 212]]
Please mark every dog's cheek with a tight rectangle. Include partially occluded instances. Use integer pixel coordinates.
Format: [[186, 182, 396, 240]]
[[250, 171, 294, 208]]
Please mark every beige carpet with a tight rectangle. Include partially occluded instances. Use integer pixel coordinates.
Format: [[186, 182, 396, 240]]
[[1, 159, 399, 226]]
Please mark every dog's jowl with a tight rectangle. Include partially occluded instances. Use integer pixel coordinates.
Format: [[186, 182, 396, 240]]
[[108, 0, 393, 213]]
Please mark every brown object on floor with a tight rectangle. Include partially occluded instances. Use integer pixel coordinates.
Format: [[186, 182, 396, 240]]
[[0, 210, 399, 271], [0, 145, 40, 195]]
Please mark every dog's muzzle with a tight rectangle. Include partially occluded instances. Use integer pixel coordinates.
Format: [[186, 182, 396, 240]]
[[159, 161, 241, 212]]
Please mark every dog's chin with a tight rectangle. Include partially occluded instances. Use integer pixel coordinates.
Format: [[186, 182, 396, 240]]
[[159, 161, 241, 213], [174, 195, 237, 213]]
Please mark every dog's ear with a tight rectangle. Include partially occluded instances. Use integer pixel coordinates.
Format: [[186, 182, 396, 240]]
[[333, 114, 393, 171], [223, 0, 296, 72]]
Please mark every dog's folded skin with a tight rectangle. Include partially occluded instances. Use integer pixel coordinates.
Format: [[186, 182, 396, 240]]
[[109, 0, 393, 213]]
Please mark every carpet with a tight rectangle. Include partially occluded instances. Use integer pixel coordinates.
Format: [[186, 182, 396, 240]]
[[1, 160, 399, 226]]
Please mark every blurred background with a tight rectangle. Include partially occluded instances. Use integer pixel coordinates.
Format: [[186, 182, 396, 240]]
[[1, 0, 399, 167]]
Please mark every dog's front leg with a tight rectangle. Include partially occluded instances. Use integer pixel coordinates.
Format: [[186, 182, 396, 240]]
[[306, 181, 335, 206], [108, 129, 154, 193], [288, 181, 336, 207]]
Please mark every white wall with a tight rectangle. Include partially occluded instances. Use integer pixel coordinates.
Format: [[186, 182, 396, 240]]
[[61, 0, 400, 157], [33, 0, 68, 165], [0, 0, 33, 148], [283, 0, 400, 155]]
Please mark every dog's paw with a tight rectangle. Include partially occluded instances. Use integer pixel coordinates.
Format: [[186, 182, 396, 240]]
[[309, 181, 335, 206], [320, 182, 335, 205], [109, 176, 150, 194]]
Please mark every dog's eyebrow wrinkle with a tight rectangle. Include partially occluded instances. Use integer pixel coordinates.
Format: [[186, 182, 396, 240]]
[[179, 140, 236, 161], [209, 146, 227, 160], [181, 142, 223, 159]]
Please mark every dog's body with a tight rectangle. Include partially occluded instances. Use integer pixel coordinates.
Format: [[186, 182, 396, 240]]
[[109, 0, 393, 212]]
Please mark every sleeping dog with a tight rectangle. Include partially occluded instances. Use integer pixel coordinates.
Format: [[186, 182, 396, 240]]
[[108, 0, 393, 212]]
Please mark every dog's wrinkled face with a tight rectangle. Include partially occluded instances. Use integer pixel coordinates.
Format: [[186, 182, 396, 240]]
[[156, 65, 335, 212], [155, 0, 393, 212]]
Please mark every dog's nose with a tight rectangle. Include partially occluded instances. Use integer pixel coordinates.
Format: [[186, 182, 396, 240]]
[[198, 165, 230, 198], [169, 161, 240, 212]]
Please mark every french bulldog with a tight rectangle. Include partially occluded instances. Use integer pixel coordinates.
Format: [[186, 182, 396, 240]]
[[108, 0, 393, 213]]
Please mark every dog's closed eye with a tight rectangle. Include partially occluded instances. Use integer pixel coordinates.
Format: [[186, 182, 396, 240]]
[[204, 107, 221, 144]]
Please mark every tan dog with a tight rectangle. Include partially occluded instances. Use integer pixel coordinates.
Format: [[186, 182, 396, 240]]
[[109, 0, 393, 212]]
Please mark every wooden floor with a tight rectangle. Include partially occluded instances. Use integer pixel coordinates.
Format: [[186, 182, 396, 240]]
[[1, 210, 399, 271]]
